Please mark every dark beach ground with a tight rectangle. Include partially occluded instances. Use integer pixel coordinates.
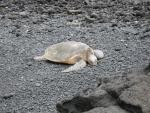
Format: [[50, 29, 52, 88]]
[[0, 0, 150, 113]]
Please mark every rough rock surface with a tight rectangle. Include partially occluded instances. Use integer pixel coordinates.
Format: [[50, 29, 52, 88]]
[[84, 106, 128, 113], [57, 64, 150, 113]]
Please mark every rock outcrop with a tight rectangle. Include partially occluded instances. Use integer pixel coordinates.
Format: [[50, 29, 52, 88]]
[[56, 64, 150, 113]]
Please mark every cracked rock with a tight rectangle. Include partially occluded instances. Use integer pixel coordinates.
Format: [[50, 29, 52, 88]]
[[83, 106, 128, 113], [57, 64, 150, 113]]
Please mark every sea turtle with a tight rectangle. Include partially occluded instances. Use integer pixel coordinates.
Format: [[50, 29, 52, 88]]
[[34, 41, 104, 72]]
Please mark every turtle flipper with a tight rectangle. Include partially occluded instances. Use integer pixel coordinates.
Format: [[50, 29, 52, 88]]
[[34, 55, 46, 61], [62, 60, 86, 72]]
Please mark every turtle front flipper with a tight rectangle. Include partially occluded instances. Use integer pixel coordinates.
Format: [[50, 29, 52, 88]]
[[62, 59, 86, 72]]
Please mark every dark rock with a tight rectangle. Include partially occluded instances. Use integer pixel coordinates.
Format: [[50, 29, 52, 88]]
[[144, 63, 150, 75], [111, 23, 118, 27], [16, 33, 21, 37], [133, 12, 145, 17], [2, 93, 15, 100], [56, 96, 93, 113], [119, 81, 150, 113], [114, 48, 121, 51], [27, 62, 32, 66], [132, 6, 142, 11], [57, 64, 150, 113], [84, 106, 128, 113], [90, 12, 99, 19], [56, 86, 117, 113], [139, 34, 149, 39]]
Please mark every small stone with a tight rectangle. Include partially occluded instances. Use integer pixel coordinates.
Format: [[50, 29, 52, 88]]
[[27, 62, 32, 66], [35, 83, 41, 87], [30, 79, 34, 82], [66, 20, 81, 26], [90, 12, 98, 18], [32, 95, 36, 98], [84, 15, 96, 23], [19, 11, 28, 16], [120, 39, 125, 42], [67, 9, 82, 14], [134, 21, 139, 24], [125, 44, 128, 46]]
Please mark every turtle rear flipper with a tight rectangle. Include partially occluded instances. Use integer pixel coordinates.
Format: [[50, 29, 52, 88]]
[[62, 60, 86, 72], [34, 55, 47, 61]]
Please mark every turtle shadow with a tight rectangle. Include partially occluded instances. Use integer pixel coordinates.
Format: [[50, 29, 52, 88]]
[[44, 60, 71, 66]]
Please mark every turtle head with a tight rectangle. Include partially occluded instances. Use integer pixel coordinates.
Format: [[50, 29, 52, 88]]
[[88, 54, 97, 65], [86, 48, 97, 65]]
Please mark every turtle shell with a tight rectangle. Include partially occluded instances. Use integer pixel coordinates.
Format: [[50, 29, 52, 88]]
[[44, 41, 91, 64]]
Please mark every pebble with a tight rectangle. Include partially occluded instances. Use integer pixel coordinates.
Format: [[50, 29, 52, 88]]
[[30, 79, 34, 82], [27, 62, 32, 66], [19, 11, 28, 16], [35, 83, 41, 87]]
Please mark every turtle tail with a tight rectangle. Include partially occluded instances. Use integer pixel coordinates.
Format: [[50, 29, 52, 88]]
[[34, 55, 46, 61]]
